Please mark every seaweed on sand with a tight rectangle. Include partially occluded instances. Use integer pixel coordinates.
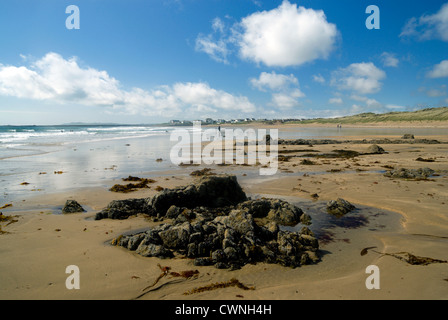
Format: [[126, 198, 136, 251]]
[[300, 159, 316, 165], [134, 264, 199, 300], [0, 212, 18, 234], [110, 178, 156, 193], [360, 247, 377, 256], [382, 252, 447, 266], [142, 265, 199, 290], [190, 168, 215, 176], [183, 278, 255, 295], [363, 248, 447, 266], [415, 157, 436, 163], [278, 155, 291, 162], [278, 149, 320, 154], [301, 150, 360, 159], [122, 176, 156, 183]]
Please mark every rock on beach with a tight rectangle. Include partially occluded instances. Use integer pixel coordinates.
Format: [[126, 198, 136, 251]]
[[62, 200, 85, 214], [104, 175, 319, 269]]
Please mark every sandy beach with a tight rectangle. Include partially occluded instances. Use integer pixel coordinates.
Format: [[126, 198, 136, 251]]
[[1, 125, 447, 300]]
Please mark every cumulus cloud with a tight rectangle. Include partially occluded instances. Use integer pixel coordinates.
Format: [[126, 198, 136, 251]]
[[331, 62, 386, 95], [400, 2, 448, 41], [349, 95, 382, 108], [0, 53, 122, 104], [269, 93, 300, 109], [380, 52, 399, 67], [313, 74, 325, 84], [250, 71, 304, 109], [0, 52, 256, 117], [427, 59, 448, 78], [250, 71, 298, 91], [172, 82, 256, 113], [196, 1, 339, 67], [237, 1, 338, 67]]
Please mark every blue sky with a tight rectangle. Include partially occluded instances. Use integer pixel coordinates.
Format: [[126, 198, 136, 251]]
[[0, 0, 447, 124]]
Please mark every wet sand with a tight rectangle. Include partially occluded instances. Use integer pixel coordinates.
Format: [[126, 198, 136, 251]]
[[1, 130, 447, 300]]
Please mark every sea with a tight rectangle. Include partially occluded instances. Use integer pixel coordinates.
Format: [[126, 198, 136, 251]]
[[0, 125, 181, 204]]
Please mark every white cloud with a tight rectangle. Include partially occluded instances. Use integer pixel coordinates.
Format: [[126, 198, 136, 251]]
[[212, 17, 225, 33], [381, 52, 399, 67], [350, 94, 367, 102], [250, 71, 304, 109], [400, 3, 448, 41], [197, 1, 338, 67], [271, 93, 301, 110], [426, 89, 446, 97], [237, 1, 338, 67], [349, 95, 382, 108], [385, 104, 406, 110], [250, 71, 298, 91], [172, 82, 256, 112], [0, 52, 256, 117], [0, 53, 122, 104], [313, 74, 325, 84], [418, 85, 447, 97], [350, 104, 365, 114], [195, 34, 229, 64], [329, 97, 343, 105], [331, 62, 386, 94], [195, 17, 231, 64], [341, 95, 407, 115], [427, 60, 448, 78]]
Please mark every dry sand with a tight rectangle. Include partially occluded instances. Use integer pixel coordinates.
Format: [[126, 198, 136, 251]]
[[1, 131, 447, 300]]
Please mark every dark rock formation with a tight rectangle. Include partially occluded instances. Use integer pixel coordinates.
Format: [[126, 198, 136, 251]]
[[105, 175, 318, 269], [236, 199, 310, 226], [384, 167, 435, 180], [326, 198, 356, 216], [62, 200, 85, 214], [95, 175, 247, 220], [402, 134, 415, 139], [114, 209, 319, 269], [145, 175, 247, 216], [95, 198, 146, 220], [366, 144, 386, 154]]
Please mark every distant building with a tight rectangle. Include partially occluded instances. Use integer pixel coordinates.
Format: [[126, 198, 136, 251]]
[[170, 120, 181, 124]]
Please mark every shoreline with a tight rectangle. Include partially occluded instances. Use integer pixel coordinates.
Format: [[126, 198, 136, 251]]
[[1, 132, 447, 300], [206, 120, 448, 129]]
